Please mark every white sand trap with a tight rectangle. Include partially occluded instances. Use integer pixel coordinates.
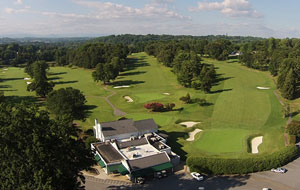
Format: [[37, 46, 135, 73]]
[[113, 85, 130, 89], [257, 87, 270, 90], [26, 82, 32, 85], [3, 68, 8, 71], [2, 72, 5, 73], [186, 129, 203, 141], [180, 121, 201, 128], [163, 93, 170, 95], [251, 136, 263, 154], [24, 78, 31, 80], [124, 96, 133, 102]]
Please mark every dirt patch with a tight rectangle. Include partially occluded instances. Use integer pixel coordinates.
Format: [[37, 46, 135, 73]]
[[180, 121, 201, 128], [186, 129, 203, 141], [251, 136, 263, 154], [124, 96, 133, 103]]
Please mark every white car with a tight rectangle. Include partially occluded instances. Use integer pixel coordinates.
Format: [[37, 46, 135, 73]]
[[271, 168, 287, 173], [262, 188, 272, 190], [191, 172, 204, 181]]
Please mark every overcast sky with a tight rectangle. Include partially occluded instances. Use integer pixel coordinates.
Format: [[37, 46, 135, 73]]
[[0, 0, 299, 38]]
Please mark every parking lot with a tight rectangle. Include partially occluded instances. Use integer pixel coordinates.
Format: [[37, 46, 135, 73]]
[[85, 145, 300, 190]]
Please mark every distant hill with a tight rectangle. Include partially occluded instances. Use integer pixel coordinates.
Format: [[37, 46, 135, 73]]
[[91, 34, 264, 45], [0, 37, 92, 44]]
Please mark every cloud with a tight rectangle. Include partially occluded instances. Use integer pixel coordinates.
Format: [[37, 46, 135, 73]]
[[4, 6, 30, 14], [14, 0, 23, 5], [190, 0, 262, 18], [72, 0, 189, 20]]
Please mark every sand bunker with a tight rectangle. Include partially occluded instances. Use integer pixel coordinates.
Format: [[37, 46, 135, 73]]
[[3, 68, 8, 71], [257, 87, 270, 90], [114, 86, 130, 89], [186, 129, 203, 141], [124, 96, 133, 102], [180, 121, 201, 128], [26, 82, 32, 85], [24, 78, 31, 80], [163, 93, 170, 95], [251, 136, 263, 154]]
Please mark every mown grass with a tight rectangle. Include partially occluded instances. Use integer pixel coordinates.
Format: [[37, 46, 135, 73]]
[[0, 52, 287, 158]]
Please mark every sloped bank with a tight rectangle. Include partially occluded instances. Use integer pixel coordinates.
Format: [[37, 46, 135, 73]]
[[187, 145, 298, 175]]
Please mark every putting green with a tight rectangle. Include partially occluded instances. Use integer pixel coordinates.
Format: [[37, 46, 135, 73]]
[[187, 129, 250, 154]]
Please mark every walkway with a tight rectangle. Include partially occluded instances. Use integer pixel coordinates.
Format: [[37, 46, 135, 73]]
[[103, 86, 126, 116], [87, 84, 126, 116]]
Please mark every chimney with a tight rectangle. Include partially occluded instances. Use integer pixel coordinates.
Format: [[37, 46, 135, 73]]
[[94, 119, 102, 141]]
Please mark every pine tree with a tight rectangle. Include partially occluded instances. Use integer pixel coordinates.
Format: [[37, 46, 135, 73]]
[[281, 69, 296, 100]]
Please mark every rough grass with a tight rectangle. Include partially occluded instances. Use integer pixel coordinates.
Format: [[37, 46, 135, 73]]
[[0, 53, 287, 158]]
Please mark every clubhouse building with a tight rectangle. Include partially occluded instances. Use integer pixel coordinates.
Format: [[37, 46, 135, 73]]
[[91, 118, 180, 182]]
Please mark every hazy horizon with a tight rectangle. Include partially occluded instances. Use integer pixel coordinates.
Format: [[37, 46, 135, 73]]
[[0, 0, 299, 38]]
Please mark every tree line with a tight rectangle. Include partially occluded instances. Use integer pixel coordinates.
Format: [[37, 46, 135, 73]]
[[239, 38, 300, 100], [144, 40, 218, 93]]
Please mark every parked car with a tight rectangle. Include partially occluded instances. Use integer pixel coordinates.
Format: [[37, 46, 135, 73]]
[[262, 188, 272, 190], [156, 172, 163, 179], [191, 172, 204, 181], [137, 177, 145, 184], [161, 170, 168, 177], [271, 168, 287, 173]]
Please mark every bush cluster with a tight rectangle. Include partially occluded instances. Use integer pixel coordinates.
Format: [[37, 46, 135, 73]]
[[187, 146, 298, 175], [144, 102, 175, 112]]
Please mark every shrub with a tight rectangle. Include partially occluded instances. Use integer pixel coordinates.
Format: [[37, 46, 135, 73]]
[[165, 103, 175, 111], [85, 136, 98, 149], [144, 102, 164, 112], [187, 146, 298, 175], [287, 120, 300, 137], [179, 93, 191, 103], [289, 135, 296, 145]]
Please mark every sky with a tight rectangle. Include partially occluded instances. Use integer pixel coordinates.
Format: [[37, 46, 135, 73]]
[[0, 0, 299, 38]]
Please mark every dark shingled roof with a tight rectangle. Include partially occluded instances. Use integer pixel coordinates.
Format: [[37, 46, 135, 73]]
[[127, 153, 170, 171], [134, 119, 158, 132], [117, 138, 148, 149], [100, 119, 158, 137], [95, 143, 124, 164], [101, 119, 137, 137]]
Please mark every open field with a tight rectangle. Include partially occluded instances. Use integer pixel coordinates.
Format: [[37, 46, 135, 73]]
[[0, 52, 288, 158]]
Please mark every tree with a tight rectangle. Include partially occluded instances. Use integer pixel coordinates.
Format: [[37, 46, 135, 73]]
[[179, 93, 191, 104], [287, 121, 300, 137], [0, 92, 4, 103], [173, 51, 202, 87], [26, 61, 54, 97], [46, 87, 87, 121], [200, 72, 213, 93], [281, 69, 297, 100], [92, 63, 118, 84], [0, 103, 95, 190]]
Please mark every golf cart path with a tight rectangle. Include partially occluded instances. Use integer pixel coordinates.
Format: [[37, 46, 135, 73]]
[[103, 86, 126, 116]]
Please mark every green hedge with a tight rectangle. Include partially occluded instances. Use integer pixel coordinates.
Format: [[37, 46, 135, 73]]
[[187, 145, 298, 175]]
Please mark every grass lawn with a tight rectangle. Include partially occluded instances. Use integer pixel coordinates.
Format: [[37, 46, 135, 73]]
[[0, 52, 288, 158]]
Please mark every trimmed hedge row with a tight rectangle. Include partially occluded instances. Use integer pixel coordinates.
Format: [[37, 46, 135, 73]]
[[187, 145, 298, 175]]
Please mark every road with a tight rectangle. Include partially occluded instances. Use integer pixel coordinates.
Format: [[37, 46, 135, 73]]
[[84, 145, 300, 190]]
